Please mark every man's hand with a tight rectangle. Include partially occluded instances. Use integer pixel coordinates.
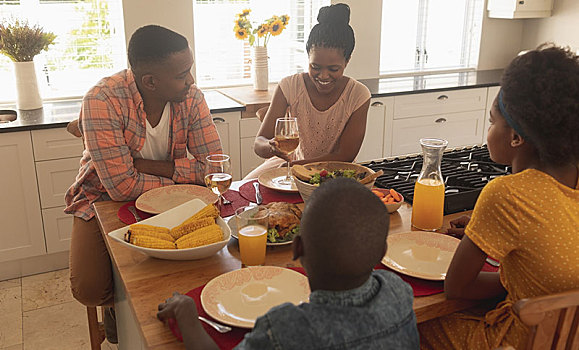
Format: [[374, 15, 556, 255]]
[[157, 292, 198, 322], [447, 215, 471, 237]]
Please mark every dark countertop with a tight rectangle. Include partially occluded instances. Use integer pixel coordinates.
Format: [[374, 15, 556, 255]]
[[0, 90, 244, 134], [360, 69, 502, 97]]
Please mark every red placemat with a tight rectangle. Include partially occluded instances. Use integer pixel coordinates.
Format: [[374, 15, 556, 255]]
[[219, 190, 251, 217], [239, 180, 303, 204], [117, 200, 153, 225]]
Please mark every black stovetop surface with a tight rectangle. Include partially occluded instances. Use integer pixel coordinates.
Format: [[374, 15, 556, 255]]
[[362, 145, 511, 214]]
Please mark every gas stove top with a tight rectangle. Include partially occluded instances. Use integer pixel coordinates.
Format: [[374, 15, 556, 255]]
[[362, 145, 511, 214]]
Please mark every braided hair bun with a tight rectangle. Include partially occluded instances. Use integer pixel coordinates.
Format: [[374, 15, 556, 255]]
[[317, 3, 350, 26]]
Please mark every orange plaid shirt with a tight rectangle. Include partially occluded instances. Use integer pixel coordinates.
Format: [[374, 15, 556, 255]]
[[64, 70, 222, 220]]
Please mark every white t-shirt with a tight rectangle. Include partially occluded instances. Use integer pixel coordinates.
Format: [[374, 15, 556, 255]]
[[138, 102, 171, 161]]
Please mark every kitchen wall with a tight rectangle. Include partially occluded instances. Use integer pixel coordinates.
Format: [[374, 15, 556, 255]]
[[521, 0, 579, 51]]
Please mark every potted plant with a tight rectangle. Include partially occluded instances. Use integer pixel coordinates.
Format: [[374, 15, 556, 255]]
[[0, 18, 56, 110], [233, 10, 289, 90]]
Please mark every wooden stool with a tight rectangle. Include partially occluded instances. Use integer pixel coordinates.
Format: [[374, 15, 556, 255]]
[[87, 306, 105, 349]]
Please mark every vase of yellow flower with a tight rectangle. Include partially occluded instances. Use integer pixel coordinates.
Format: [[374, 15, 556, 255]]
[[234, 9, 289, 91], [0, 18, 56, 111]]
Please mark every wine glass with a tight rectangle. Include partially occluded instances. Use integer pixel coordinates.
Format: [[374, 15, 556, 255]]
[[204, 154, 232, 209], [274, 117, 299, 186]]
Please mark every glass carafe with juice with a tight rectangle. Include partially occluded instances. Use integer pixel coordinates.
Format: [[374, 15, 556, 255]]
[[411, 138, 448, 231]]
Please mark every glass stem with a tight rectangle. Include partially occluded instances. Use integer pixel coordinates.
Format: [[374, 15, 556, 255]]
[[286, 161, 291, 181]]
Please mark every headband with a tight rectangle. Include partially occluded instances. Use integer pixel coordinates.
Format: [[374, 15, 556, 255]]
[[498, 89, 528, 140]]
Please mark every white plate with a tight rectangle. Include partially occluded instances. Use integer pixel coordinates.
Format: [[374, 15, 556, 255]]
[[108, 198, 230, 260], [381, 231, 460, 281], [258, 168, 298, 193], [135, 184, 218, 214], [227, 216, 294, 246], [201, 266, 310, 328]]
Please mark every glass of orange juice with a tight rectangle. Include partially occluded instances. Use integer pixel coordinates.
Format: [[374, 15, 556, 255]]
[[235, 206, 269, 267]]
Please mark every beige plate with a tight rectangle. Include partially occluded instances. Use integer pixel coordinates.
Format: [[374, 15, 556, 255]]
[[135, 184, 218, 214], [201, 266, 310, 328], [381, 231, 460, 281], [226, 216, 294, 246], [258, 167, 298, 193]]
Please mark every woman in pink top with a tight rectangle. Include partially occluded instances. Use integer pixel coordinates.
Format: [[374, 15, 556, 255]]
[[245, 3, 371, 179]]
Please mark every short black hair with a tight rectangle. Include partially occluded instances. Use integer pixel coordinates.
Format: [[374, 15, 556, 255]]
[[306, 3, 355, 61], [501, 43, 579, 166], [301, 178, 389, 278], [127, 25, 188, 72]]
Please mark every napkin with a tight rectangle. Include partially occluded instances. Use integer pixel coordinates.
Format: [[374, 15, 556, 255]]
[[219, 190, 251, 217], [239, 180, 303, 204], [117, 200, 153, 225]]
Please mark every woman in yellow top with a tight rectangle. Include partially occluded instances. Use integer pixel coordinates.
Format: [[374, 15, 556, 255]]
[[419, 44, 579, 349]]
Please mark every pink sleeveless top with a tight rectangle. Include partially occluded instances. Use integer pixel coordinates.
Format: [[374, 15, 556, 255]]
[[279, 73, 371, 160]]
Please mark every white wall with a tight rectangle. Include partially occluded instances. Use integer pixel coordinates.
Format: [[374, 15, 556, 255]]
[[521, 0, 579, 50], [333, 0, 382, 80]]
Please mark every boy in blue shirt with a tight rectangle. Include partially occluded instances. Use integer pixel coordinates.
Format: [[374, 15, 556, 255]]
[[158, 178, 419, 349]]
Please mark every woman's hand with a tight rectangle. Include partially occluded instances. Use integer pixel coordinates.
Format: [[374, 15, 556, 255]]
[[447, 215, 471, 237], [268, 139, 292, 162]]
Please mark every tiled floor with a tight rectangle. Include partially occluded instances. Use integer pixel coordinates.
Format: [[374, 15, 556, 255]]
[[0, 268, 117, 350]]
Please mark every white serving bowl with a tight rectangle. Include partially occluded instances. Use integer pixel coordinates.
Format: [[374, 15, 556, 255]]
[[108, 198, 230, 260], [293, 161, 376, 203]]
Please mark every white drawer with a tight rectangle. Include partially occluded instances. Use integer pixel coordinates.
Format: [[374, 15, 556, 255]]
[[35, 158, 80, 209], [240, 138, 264, 178], [42, 206, 73, 253], [239, 118, 261, 138], [390, 110, 485, 156], [31, 128, 84, 161], [393, 88, 487, 119]]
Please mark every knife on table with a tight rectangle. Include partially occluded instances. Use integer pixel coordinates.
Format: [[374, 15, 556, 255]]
[[253, 182, 263, 204]]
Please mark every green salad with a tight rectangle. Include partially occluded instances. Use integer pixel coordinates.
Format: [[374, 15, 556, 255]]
[[267, 226, 299, 243], [309, 169, 362, 185]]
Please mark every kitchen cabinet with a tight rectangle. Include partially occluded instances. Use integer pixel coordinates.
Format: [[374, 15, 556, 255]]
[[356, 97, 394, 162], [212, 111, 241, 180], [488, 0, 553, 18], [239, 118, 264, 178], [32, 128, 83, 254], [0, 131, 45, 263]]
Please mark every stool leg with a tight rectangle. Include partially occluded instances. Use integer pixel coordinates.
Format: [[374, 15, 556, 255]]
[[87, 306, 105, 350]]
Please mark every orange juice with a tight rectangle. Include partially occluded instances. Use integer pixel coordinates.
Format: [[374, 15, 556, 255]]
[[411, 178, 445, 231], [238, 224, 267, 266]]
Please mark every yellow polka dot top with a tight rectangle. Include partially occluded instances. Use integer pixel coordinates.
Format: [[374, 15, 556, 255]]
[[465, 168, 579, 302]]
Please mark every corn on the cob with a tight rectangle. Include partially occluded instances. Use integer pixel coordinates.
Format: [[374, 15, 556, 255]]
[[129, 235, 176, 249], [175, 224, 223, 249], [170, 216, 215, 240], [126, 224, 174, 242], [182, 204, 219, 225]]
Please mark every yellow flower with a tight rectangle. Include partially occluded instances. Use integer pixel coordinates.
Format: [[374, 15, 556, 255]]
[[239, 9, 251, 17], [234, 27, 249, 40], [280, 15, 290, 26], [270, 20, 284, 36], [257, 24, 269, 38]]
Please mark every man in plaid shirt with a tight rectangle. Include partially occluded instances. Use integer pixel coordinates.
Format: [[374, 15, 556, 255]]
[[64, 25, 222, 342]]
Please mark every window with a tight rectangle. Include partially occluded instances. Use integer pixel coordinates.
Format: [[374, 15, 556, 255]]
[[0, 0, 126, 103], [192, 0, 330, 88], [380, 0, 484, 76]]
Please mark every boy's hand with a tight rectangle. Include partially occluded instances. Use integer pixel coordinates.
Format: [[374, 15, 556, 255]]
[[157, 292, 198, 322], [447, 215, 471, 237]]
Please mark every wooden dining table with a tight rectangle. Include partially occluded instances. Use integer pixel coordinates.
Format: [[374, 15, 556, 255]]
[[94, 192, 478, 349]]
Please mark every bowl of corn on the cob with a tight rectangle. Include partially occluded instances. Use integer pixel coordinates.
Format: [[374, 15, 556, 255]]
[[108, 199, 230, 260]]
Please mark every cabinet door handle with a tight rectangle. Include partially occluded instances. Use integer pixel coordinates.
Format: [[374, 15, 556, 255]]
[[437, 95, 449, 101], [435, 118, 447, 123], [371, 101, 383, 107], [212, 117, 225, 123]]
